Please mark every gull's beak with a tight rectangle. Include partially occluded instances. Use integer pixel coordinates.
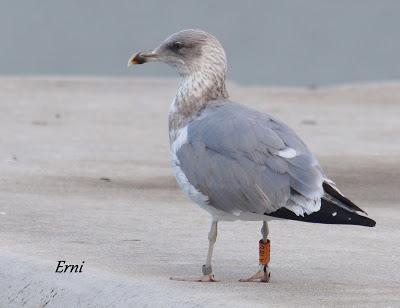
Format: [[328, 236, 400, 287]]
[[127, 50, 159, 67]]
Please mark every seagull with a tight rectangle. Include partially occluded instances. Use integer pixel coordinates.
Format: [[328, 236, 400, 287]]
[[128, 29, 376, 282]]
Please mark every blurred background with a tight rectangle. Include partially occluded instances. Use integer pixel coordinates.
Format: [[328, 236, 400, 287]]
[[1, 0, 399, 86]]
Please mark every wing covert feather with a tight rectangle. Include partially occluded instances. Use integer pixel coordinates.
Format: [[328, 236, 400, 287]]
[[176, 102, 324, 216]]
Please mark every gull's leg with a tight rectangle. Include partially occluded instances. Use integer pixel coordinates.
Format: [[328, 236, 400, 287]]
[[170, 220, 218, 282], [201, 220, 218, 281], [239, 221, 271, 282]]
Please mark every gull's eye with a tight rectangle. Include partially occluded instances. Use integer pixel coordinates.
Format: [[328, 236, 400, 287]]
[[172, 41, 184, 51]]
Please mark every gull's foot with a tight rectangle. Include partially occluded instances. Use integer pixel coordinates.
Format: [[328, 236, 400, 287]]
[[239, 267, 271, 283], [170, 265, 218, 282], [170, 274, 218, 282]]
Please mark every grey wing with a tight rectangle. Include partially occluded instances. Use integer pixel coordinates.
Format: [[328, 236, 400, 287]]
[[176, 102, 324, 216]]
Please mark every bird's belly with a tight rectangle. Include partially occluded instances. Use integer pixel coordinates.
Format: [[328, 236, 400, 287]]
[[170, 155, 209, 206]]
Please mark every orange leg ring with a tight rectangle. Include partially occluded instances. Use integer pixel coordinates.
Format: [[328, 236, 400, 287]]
[[259, 239, 270, 266]]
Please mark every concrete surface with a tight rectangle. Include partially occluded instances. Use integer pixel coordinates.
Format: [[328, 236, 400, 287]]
[[0, 77, 399, 307]]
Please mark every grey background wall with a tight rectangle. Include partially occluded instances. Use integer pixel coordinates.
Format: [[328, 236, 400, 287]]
[[1, 0, 399, 86]]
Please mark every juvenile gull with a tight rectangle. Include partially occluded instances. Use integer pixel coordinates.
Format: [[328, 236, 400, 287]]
[[128, 29, 376, 282]]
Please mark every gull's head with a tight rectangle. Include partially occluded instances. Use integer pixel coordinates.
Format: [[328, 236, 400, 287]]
[[128, 29, 227, 77]]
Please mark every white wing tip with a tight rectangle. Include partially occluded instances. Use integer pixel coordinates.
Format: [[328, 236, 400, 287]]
[[277, 147, 297, 158]]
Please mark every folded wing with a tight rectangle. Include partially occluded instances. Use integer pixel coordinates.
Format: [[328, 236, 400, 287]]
[[176, 102, 324, 217]]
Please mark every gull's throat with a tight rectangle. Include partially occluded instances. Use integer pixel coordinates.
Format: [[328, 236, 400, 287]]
[[169, 71, 228, 137]]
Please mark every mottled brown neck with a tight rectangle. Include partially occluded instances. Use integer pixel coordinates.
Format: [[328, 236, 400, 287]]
[[169, 72, 228, 141]]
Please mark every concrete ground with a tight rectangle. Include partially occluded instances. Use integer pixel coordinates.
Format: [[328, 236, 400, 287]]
[[0, 77, 399, 307]]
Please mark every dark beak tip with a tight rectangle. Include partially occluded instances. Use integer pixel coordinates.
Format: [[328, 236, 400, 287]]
[[128, 52, 147, 67], [132, 53, 146, 65]]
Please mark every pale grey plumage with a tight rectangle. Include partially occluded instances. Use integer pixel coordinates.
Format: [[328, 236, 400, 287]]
[[128, 29, 375, 282], [128, 29, 374, 223], [176, 101, 323, 216]]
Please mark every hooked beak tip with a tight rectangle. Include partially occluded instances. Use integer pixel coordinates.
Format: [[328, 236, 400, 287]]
[[127, 53, 142, 67], [127, 50, 158, 67]]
